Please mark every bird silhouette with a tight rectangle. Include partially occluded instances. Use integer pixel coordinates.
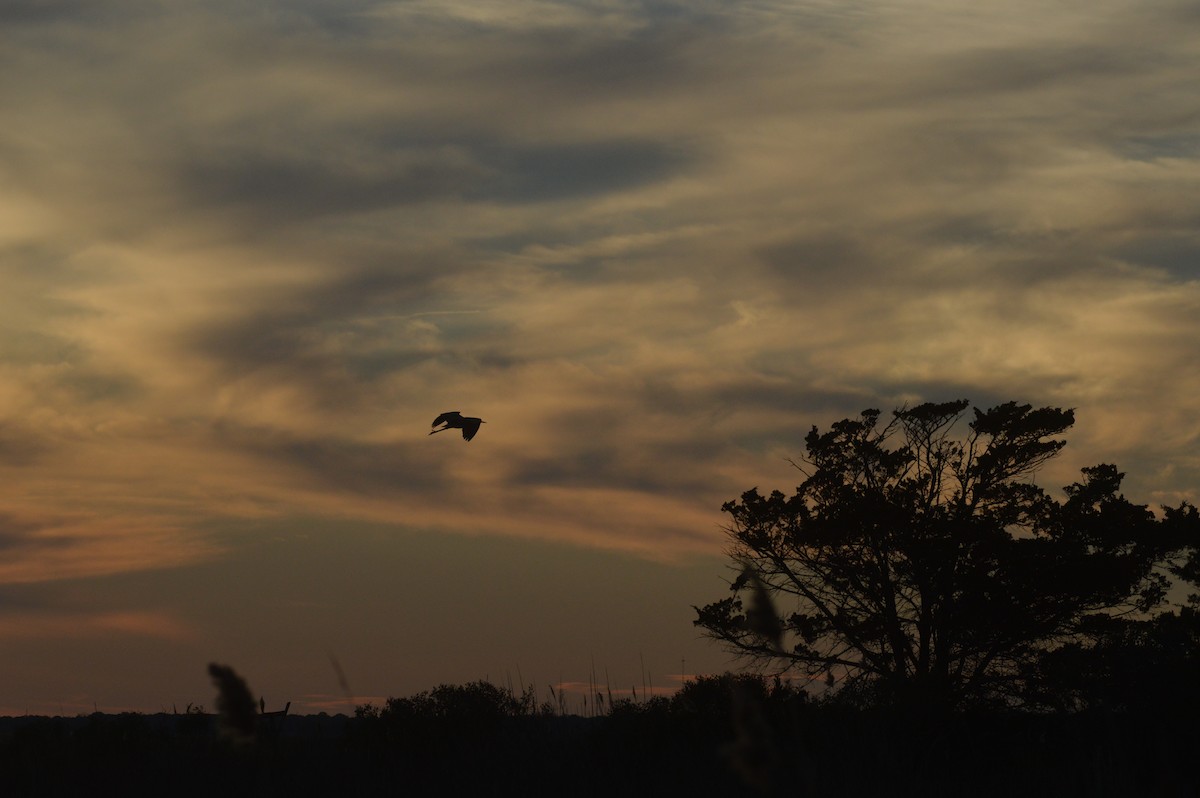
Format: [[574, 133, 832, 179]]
[[430, 411, 485, 441]]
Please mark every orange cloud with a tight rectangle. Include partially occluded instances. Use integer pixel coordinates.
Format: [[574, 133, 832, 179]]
[[0, 509, 222, 586], [0, 610, 194, 642]]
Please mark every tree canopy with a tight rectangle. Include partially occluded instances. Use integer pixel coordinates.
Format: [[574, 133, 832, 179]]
[[694, 400, 1199, 709]]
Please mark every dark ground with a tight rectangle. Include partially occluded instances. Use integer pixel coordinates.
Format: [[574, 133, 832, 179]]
[[2, 702, 1196, 798]]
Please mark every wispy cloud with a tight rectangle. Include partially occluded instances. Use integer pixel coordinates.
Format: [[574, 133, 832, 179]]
[[0, 610, 194, 642]]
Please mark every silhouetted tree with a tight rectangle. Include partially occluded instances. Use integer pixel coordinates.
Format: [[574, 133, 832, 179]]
[[1029, 501, 1200, 711], [1027, 608, 1200, 711], [694, 400, 1199, 709]]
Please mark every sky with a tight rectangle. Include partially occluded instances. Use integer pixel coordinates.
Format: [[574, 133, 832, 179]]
[[1, 0, 1199, 715]]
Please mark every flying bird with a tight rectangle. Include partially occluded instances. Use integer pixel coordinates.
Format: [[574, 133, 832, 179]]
[[430, 411, 485, 441]]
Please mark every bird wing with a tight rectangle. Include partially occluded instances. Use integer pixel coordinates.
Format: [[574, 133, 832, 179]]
[[432, 411, 462, 427], [461, 418, 482, 441]]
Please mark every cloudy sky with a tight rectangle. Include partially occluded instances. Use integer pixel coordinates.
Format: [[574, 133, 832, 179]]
[[1, 0, 1198, 714]]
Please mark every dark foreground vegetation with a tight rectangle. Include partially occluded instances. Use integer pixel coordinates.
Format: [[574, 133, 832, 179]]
[[2, 673, 1197, 798]]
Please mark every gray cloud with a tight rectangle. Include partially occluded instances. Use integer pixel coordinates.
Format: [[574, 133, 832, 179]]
[[174, 136, 693, 230], [184, 257, 511, 414], [756, 232, 883, 291], [1116, 134, 1200, 162], [0, 514, 76, 554], [0, 327, 80, 367], [212, 422, 451, 497], [176, 145, 488, 224], [1115, 235, 1200, 279], [0, 0, 127, 24], [471, 139, 694, 203], [0, 428, 48, 467], [921, 43, 1155, 102]]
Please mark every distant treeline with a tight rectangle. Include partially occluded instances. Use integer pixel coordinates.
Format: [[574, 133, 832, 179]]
[[3, 673, 1197, 797]]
